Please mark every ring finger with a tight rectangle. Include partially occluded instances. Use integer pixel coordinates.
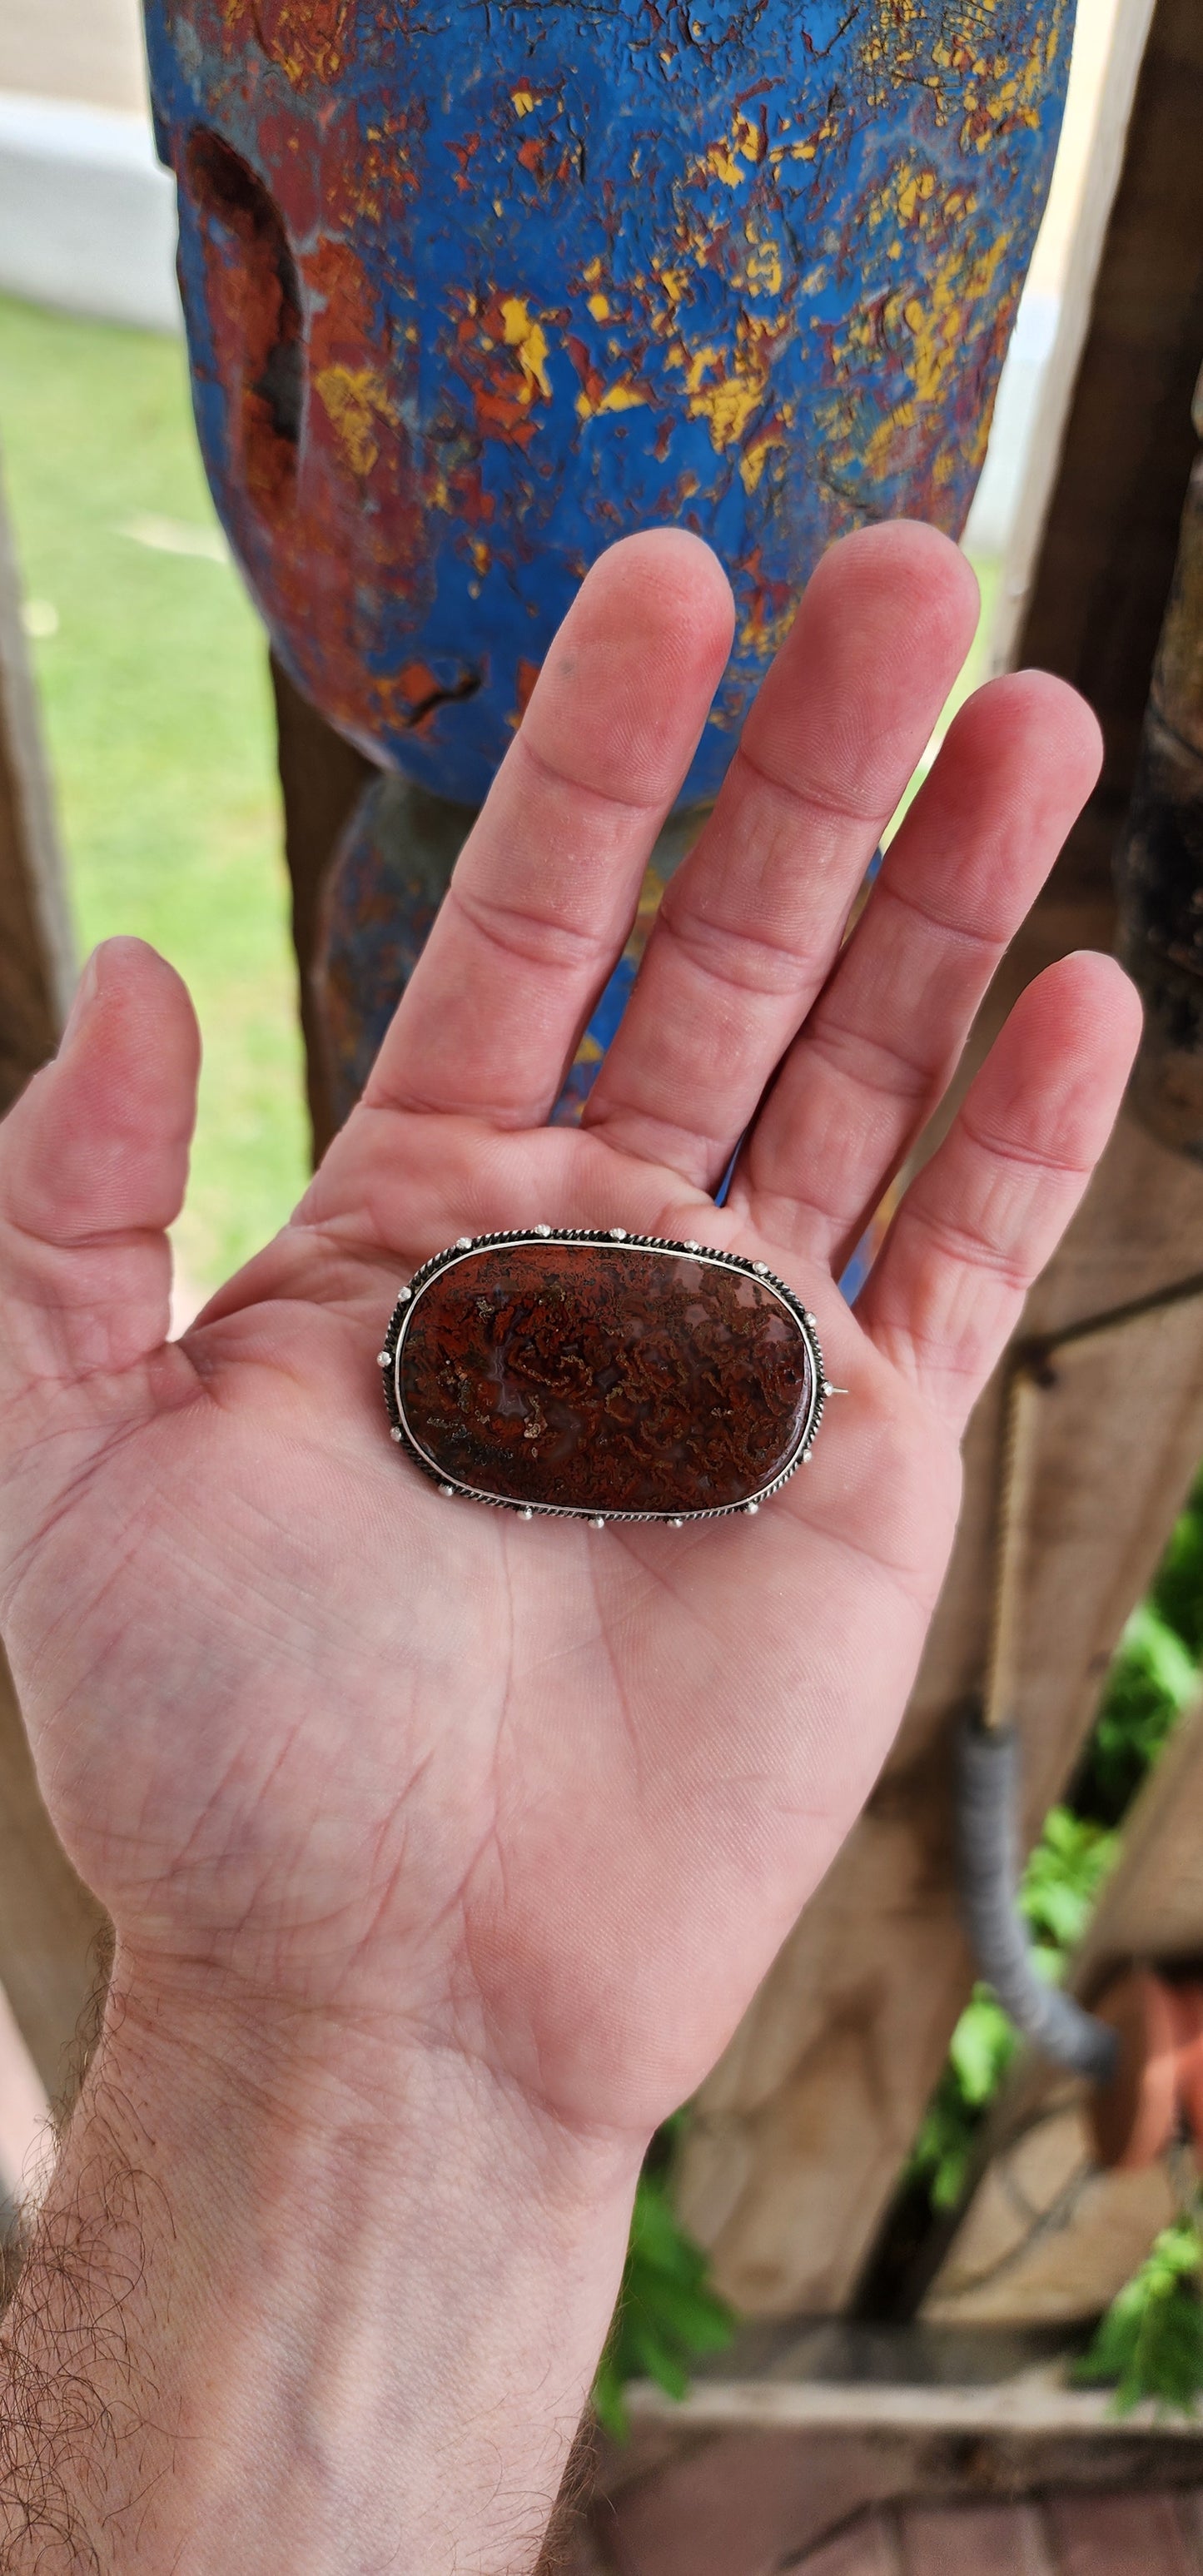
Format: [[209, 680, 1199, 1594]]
[[730, 668, 1102, 1271]]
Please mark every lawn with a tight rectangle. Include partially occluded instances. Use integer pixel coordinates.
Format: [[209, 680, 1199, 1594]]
[[0, 292, 307, 1300]]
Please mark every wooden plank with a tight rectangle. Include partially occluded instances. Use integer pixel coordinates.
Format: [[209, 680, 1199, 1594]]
[[0, 445, 105, 2106], [989, 0, 1158, 677], [1012, 0, 1203, 888], [897, 2502, 1053, 2576], [923, 2093, 1176, 2328], [0, 1980, 48, 2206], [925, 1696, 1203, 2328], [678, 1095, 1203, 2314], [0, 439, 74, 1112], [619, 2372, 1203, 2442], [1042, 2491, 1200, 2576], [675, 0, 1203, 2316], [270, 651, 375, 1164], [1176, 2493, 1203, 2569], [0, 1651, 107, 2111], [594, 2374, 1203, 2576], [801, 2516, 904, 2576]]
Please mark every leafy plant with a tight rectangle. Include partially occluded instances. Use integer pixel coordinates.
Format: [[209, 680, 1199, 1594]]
[[1151, 1480, 1203, 1664], [593, 2159, 734, 2439], [907, 1809, 1120, 2209], [910, 1986, 1019, 2210], [1076, 2206, 1203, 2415], [1071, 1602, 1199, 1828]]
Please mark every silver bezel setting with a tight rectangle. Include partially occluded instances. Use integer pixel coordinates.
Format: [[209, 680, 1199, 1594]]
[[379, 1228, 828, 1524]]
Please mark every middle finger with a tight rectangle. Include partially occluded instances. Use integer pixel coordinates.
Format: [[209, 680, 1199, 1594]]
[[582, 520, 979, 1189]]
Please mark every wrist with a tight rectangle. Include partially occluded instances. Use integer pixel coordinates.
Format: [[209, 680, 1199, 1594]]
[[112, 1950, 647, 2211], [4, 1953, 644, 2574]]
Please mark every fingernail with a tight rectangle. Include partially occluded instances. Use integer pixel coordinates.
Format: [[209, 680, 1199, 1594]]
[[60, 948, 101, 1052]]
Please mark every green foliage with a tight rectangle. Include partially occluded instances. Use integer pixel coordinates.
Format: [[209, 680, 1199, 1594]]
[[907, 1811, 1119, 2210], [1019, 1807, 1120, 1967], [1072, 1603, 1199, 1828], [593, 2162, 734, 2439], [1151, 1474, 1203, 1665], [910, 1987, 1018, 2210], [1076, 2208, 1203, 2416]]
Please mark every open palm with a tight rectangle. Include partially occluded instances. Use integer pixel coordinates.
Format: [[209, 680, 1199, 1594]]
[[0, 525, 1138, 2148]]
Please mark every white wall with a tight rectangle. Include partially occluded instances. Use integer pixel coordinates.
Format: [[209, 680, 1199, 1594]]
[[0, 90, 180, 334], [0, 0, 148, 116]]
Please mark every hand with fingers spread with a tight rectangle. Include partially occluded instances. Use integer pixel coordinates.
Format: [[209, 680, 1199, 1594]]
[[0, 525, 1139, 2576]]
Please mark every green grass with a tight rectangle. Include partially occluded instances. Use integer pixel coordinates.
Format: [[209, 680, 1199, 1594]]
[[0, 294, 307, 1295]]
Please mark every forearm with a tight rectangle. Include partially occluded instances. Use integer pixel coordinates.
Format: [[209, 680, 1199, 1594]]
[[0, 1963, 640, 2574]]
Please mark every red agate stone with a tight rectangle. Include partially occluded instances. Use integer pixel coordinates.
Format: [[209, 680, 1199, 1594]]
[[395, 1240, 815, 1517]]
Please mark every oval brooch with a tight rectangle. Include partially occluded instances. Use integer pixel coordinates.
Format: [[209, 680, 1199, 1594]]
[[378, 1230, 831, 1525]]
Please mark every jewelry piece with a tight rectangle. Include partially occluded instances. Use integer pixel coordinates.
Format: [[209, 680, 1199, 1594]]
[[379, 1229, 831, 1524]]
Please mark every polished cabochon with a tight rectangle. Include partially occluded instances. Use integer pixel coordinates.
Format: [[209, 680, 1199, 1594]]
[[379, 1228, 828, 1523]]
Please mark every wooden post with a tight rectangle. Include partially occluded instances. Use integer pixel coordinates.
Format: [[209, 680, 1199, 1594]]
[[0, 447, 107, 2107], [270, 652, 375, 1166], [676, 0, 1203, 2318], [0, 439, 73, 1114]]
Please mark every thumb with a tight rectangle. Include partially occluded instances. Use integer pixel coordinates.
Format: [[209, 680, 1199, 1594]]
[[0, 937, 201, 1397]]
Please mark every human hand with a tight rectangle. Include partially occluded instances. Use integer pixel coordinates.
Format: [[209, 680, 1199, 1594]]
[[0, 522, 1137, 2144], [0, 524, 1140, 2573]]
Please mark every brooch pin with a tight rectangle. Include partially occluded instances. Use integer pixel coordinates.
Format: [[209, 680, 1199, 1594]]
[[378, 1229, 835, 1525]]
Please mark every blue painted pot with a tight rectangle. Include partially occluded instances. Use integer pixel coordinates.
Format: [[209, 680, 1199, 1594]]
[[145, 0, 1074, 808]]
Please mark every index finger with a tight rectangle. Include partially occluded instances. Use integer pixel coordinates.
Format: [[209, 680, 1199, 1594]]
[[363, 530, 733, 1131]]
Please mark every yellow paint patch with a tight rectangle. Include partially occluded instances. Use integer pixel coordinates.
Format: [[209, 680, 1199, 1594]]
[[511, 87, 536, 115], [707, 142, 745, 188], [313, 365, 395, 478], [738, 434, 783, 493], [587, 292, 611, 321], [500, 296, 553, 401], [743, 222, 784, 301], [575, 379, 649, 419]]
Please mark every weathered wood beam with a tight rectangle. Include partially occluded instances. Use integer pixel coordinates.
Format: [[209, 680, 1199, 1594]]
[[0, 438, 73, 1115], [0, 447, 106, 2105], [676, 0, 1203, 2316], [270, 651, 375, 1165], [924, 1689, 1203, 2329], [586, 2346, 1203, 2576]]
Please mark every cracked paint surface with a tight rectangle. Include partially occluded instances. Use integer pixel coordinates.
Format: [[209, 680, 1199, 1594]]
[[147, 0, 1074, 806]]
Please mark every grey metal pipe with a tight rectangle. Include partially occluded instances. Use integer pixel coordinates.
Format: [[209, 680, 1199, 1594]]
[[956, 1708, 1119, 2085]]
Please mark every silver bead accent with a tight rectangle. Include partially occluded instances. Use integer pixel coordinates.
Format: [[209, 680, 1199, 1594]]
[[590, 1516, 607, 1530], [802, 1449, 813, 1465], [455, 1235, 473, 1250], [753, 1261, 769, 1276], [803, 1310, 817, 1328], [398, 1286, 412, 1303], [377, 1351, 390, 1368], [519, 1507, 534, 1522], [534, 1224, 553, 1237], [439, 1483, 455, 1496], [390, 1427, 404, 1443], [684, 1240, 701, 1252], [743, 1500, 760, 1515], [670, 1517, 685, 1529], [609, 1226, 628, 1241]]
